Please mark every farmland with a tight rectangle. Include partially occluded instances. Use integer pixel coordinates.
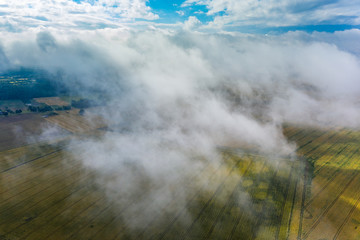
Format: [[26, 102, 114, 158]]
[[43, 108, 106, 134], [0, 113, 68, 151], [33, 97, 70, 107], [0, 123, 360, 239]]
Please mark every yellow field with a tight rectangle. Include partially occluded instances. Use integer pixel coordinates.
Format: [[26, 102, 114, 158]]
[[33, 97, 70, 106], [44, 109, 106, 134], [0, 125, 360, 239]]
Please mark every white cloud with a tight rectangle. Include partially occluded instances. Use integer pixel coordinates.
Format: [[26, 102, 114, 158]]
[[183, 16, 201, 30], [193, 10, 205, 14], [182, 0, 360, 28], [2, 28, 360, 230], [176, 10, 185, 16], [0, 0, 158, 32], [277, 29, 360, 57]]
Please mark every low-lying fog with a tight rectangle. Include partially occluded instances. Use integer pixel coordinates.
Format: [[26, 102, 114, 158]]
[[1, 28, 360, 229]]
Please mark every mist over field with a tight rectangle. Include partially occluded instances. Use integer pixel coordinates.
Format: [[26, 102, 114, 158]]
[[1, 28, 360, 228]]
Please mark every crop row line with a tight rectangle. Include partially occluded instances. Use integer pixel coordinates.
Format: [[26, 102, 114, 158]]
[[0, 149, 62, 174], [157, 155, 252, 240], [90, 156, 231, 240], [180, 156, 248, 240], [205, 160, 258, 240], [133, 157, 220, 240], [275, 160, 298, 239], [332, 186, 360, 240], [305, 147, 359, 208], [302, 169, 359, 239], [3, 170, 94, 237], [0, 155, 82, 210]]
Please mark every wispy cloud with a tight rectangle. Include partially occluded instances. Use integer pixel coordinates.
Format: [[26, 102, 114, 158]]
[[0, 0, 158, 32], [176, 10, 185, 16], [182, 0, 360, 28], [1, 20, 360, 230], [1, 0, 359, 33]]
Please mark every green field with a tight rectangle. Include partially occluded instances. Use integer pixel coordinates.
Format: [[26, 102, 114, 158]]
[[0, 124, 360, 239]]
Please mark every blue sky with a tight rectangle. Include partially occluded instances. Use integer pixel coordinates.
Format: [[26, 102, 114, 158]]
[[0, 0, 359, 33], [148, 0, 212, 23]]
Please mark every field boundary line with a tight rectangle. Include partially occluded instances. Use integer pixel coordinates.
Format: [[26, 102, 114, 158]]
[[0, 152, 64, 195], [0, 149, 62, 174], [286, 176, 298, 240], [276, 160, 297, 239], [297, 158, 309, 240]]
